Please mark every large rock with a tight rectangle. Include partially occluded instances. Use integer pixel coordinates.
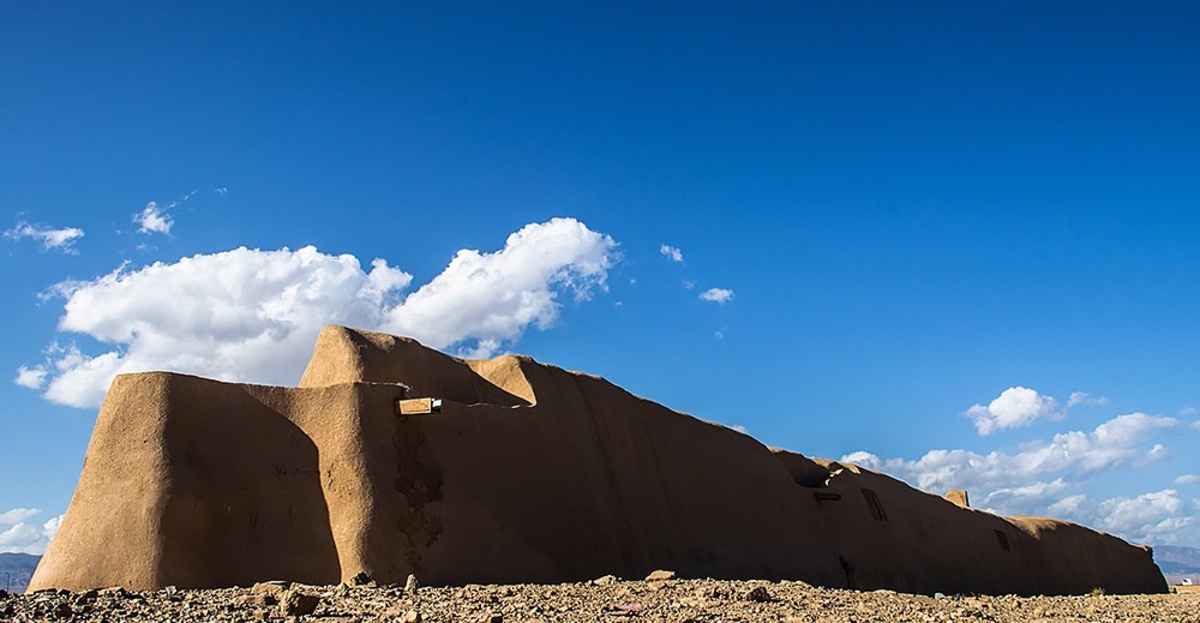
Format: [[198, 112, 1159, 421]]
[[30, 326, 1167, 595]]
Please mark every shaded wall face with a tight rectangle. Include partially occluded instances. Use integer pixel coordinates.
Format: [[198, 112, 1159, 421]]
[[762, 459, 1166, 596], [341, 378, 846, 586], [157, 378, 342, 588]]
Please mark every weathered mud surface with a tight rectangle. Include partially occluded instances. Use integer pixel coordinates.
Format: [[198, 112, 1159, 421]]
[[3, 576, 1197, 623]]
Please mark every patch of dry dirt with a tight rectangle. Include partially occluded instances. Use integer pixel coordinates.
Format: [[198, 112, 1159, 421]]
[[2, 574, 1197, 623]]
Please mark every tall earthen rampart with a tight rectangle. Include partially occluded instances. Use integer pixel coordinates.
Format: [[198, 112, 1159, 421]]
[[31, 326, 1167, 595]]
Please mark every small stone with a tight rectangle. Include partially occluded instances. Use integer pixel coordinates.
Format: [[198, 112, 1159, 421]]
[[405, 573, 419, 595], [606, 602, 645, 617], [278, 589, 321, 617], [593, 574, 619, 586], [743, 586, 773, 602], [253, 580, 290, 595], [473, 613, 502, 623], [401, 609, 422, 622], [645, 570, 676, 582], [51, 601, 73, 619], [243, 592, 278, 606], [347, 571, 375, 587]]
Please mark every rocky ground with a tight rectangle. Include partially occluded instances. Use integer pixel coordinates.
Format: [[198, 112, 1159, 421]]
[[2, 573, 1197, 623]]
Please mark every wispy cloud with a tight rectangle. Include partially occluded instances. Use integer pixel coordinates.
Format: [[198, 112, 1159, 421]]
[[132, 191, 200, 236], [659, 244, 684, 263], [843, 413, 1179, 498], [1175, 474, 1200, 485], [839, 405, 1198, 544], [4, 221, 84, 254], [13, 366, 47, 390], [133, 201, 173, 235], [0, 509, 40, 524], [1067, 391, 1109, 408], [699, 287, 734, 304]]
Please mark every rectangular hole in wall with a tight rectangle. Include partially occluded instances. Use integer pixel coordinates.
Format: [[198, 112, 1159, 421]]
[[994, 529, 1011, 552], [861, 488, 887, 522]]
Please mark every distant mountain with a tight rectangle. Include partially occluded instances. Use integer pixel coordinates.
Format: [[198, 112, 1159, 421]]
[[0, 553, 41, 594], [1154, 545, 1200, 585]]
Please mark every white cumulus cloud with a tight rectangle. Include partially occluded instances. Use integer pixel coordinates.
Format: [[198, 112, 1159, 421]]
[[4, 221, 85, 254], [699, 287, 734, 304], [1092, 490, 1195, 544], [964, 386, 1062, 435], [978, 478, 1072, 511], [1024, 487, 1198, 546], [379, 218, 616, 351], [19, 218, 618, 408], [0, 508, 62, 555], [133, 201, 174, 235], [659, 244, 684, 263]]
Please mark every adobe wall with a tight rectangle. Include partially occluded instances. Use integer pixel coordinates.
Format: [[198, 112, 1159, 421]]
[[30, 326, 1167, 595]]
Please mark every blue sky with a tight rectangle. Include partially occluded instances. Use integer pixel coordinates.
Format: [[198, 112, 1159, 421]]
[[2, 1, 1199, 554]]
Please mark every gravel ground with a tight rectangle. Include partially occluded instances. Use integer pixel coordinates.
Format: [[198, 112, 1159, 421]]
[[2, 574, 1197, 623]]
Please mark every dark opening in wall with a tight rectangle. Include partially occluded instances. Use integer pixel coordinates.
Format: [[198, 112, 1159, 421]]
[[814, 491, 842, 503], [995, 529, 1011, 552], [861, 488, 887, 522]]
